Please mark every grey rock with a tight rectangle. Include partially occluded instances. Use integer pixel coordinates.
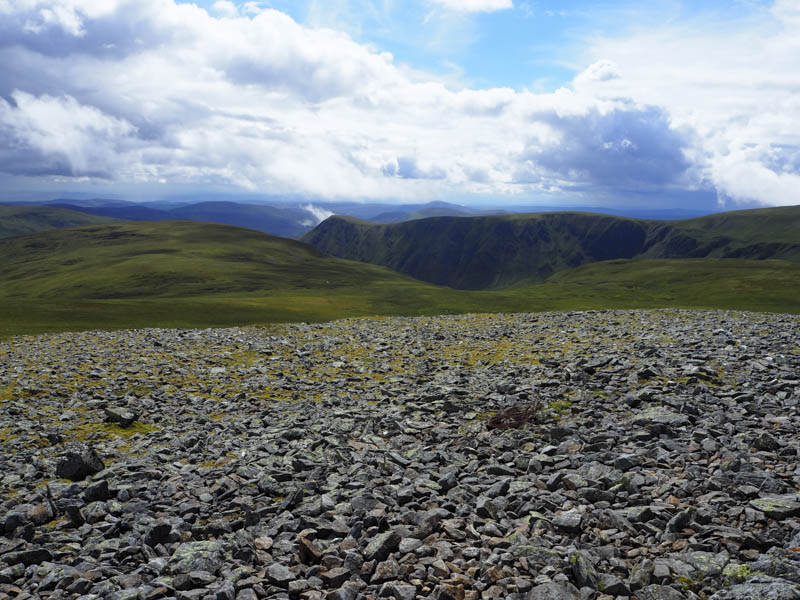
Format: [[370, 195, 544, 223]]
[[1, 547, 53, 566], [320, 566, 350, 588], [326, 583, 360, 600], [105, 406, 138, 427], [553, 510, 582, 533], [267, 562, 295, 588], [364, 530, 401, 562], [666, 507, 696, 533], [636, 584, 688, 600], [84, 479, 110, 502], [710, 575, 800, 600], [527, 581, 581, 600], [749, 496, 800, 520], [570, 551, 598, 589], [598, 573, 630, 596], [56, 446, 104, 481], [170, 541, 224, 575]]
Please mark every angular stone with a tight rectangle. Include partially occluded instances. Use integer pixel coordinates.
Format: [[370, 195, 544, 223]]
[[749, 496, 800, 520], [364, 530, 401, 562], [1, 548, 53, 566], [392, 584, 417, 600], [598, 573, 630, 596], [56, 447, 104, 481], [320, 566, 350, 588], [84, 479, 110, 502], [570, 551, 598, 589], [267, 562, 294, 588], [170, 541, 224, 575], [326, 583, 360, 600], [553, 510, 582, 533], [475, 496, 500, 520], [709, 575, 800, 600], [527, 581, 580, 600], [105, 407, 138, 427], [636, 584, 687, 600], [372, 558, 401, 584]]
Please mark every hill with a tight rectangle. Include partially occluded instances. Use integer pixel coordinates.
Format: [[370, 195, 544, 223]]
[[1, 219, 798, 337], [0, 204, 116, 239], [0, 220, 432, 300], [0, 220, 510, 335], [368, 201, 505, 224], [50, 200, 317, 238], [301, 206, 800, 289]]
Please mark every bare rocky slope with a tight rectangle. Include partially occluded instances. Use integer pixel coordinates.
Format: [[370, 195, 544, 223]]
[[1, 310, 800, 600]]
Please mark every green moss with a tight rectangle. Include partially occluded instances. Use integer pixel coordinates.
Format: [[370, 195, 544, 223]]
[[675, 574, 705, 593], [723, 563, 760, 584], [548, 400, 572, 416], [44, 515, 68, 530], [66, 421, 160, 442]]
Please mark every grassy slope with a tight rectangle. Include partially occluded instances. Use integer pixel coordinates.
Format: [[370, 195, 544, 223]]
[[1, 219, 798, 337], [0, 221, 507, 336], [302, 206, 800, 289], [0, 204, 115, 239], [524, 258, 800, 314]]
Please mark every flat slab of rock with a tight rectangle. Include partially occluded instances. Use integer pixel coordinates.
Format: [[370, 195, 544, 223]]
[[709, 575, 800, 599], [749, 496, 800, 520]]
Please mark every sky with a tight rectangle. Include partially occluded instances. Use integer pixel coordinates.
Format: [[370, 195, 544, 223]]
[[0, 0, 799, 209]]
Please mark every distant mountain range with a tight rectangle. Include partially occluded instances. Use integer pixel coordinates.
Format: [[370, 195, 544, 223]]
[[301, 206, 800, 289], [2, 197, 720, 239], [0, 204, 115, 239]]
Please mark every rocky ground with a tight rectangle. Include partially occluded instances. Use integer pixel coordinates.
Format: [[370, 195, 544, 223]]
[[1, 309, 800, 600]]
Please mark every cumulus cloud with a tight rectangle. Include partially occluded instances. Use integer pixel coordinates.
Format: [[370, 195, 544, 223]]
[[0, 0, 795, 207], [578, 3, 800, 206], [211, 1, 239, 18], [0, 91, 137, 177], [573, 60, 620, 87], [523, 106, 691, 188], [429, 0, 513, 13]]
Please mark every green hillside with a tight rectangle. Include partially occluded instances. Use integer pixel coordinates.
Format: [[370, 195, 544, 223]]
[[1, 220, 798, 337], [0, 220, 440, 300], [0, 204, 115, 239], [0, 221, 504, 335], [301, 206, 800, 289]]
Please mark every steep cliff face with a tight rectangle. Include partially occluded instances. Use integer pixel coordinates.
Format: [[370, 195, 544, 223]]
[[302, 206, 800, 289]]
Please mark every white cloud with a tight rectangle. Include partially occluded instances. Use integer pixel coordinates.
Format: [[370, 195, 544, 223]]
[[0, 91, 137, 176], [0, 0, 795, 208], [241, 2, 265, 16], [302, 203, 335, 224], [429, 0, 513, 13], [578, 3, 800, 206], [573, 60, 620, 87], [211, 1, 239, 18]]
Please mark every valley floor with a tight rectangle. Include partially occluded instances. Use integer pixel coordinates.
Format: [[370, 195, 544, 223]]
[[1, 310, 800, 599]]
